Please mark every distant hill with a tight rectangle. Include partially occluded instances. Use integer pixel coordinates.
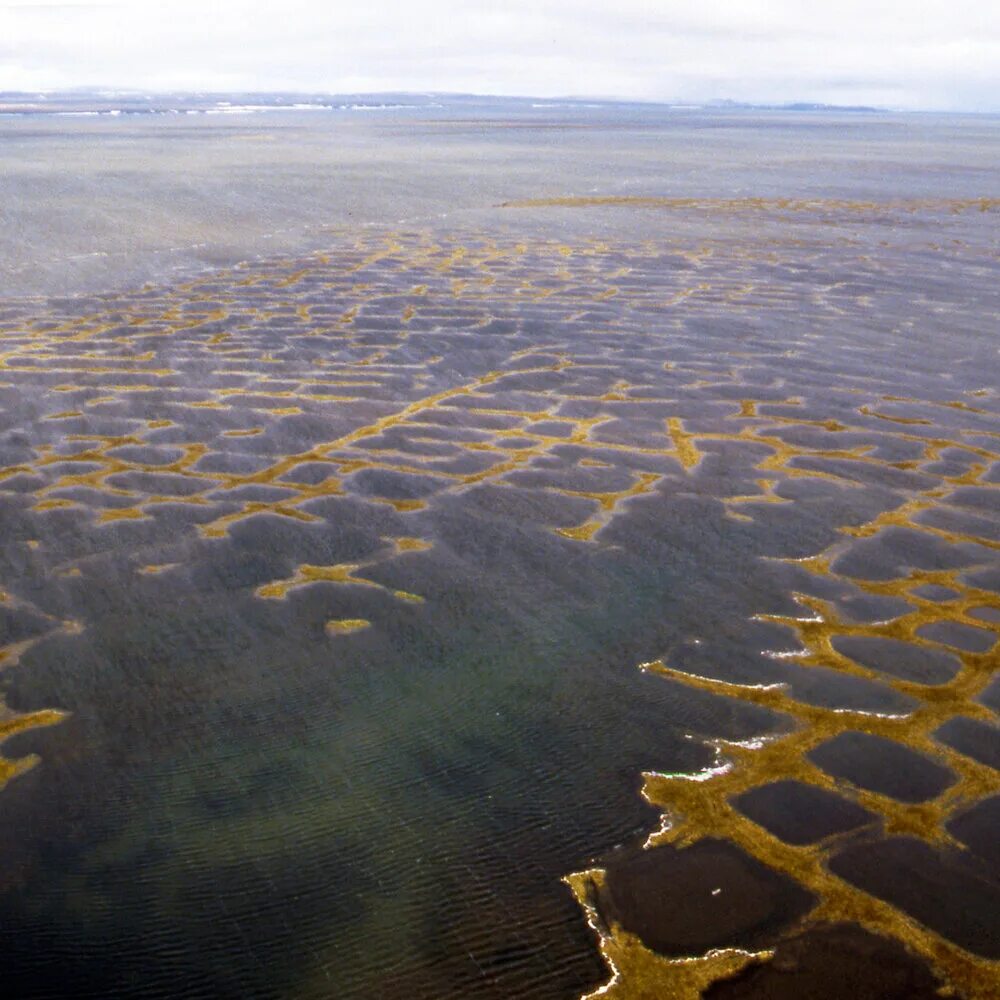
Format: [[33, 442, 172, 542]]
[[706, 98, 882, 112]]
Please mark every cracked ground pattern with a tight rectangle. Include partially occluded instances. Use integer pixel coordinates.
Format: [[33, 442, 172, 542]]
[[1, 201, 998, 998]]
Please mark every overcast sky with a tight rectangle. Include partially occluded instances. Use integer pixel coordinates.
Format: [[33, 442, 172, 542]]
[[2, 0, 999, 110]]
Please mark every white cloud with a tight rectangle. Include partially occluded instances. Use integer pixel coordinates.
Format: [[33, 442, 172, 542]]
[[1, 0, 998, 110]]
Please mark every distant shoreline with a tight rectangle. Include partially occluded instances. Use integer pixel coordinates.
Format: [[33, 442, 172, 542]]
[[0, 90, 890, 117]]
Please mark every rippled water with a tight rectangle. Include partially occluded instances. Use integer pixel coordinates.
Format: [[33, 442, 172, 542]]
[[0, 104, 998, 998]]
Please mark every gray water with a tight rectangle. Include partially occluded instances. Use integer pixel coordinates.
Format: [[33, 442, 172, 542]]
[[0, 99, 998, 998]]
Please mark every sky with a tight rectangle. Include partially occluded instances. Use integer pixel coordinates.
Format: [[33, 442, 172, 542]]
[[1, 0, 999, 111]]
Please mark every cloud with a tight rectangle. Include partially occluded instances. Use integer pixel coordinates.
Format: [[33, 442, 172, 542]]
[[1, 0, 998, 110]]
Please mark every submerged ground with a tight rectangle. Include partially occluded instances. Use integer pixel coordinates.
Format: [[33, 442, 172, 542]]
[[0, 100, 998, 998]]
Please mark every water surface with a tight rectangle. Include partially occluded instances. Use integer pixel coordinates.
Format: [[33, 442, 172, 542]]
[[0, 100, 998, 998]]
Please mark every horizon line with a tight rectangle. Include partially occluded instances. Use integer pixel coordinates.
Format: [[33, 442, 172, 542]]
[[2, 88, 999, 116]]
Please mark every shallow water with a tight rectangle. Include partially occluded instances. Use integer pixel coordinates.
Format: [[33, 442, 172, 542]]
[[0, 102, 998, 998]]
